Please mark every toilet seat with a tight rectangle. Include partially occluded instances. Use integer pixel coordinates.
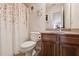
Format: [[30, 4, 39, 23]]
[[20, 41, 36, 49]]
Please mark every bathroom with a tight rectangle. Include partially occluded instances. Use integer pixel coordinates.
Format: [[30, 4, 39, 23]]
[[0, 3, 79, 56]]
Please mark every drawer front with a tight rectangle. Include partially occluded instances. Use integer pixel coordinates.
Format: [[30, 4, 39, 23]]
[[60, 35, 79, 45], [42, 34, 57, 42]]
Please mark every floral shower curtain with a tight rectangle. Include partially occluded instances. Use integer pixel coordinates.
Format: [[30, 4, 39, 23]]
[[13, 3, 27, 55], [0, 4, 7, 56], [0, 3, 27, 56]]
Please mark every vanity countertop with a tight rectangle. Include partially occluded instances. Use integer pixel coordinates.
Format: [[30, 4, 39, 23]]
[[41, 29, 79, 35]]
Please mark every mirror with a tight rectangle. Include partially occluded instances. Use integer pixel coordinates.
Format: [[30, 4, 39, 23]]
[[46, 3, 79, 31], [46, 3, 64, 30]]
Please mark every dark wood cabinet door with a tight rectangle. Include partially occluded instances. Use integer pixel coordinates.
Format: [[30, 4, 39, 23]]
[[40, 41, 56, 56], [60, 43, 79, 56], [39, 33, 57, 56], [60, 34, 79, 56]]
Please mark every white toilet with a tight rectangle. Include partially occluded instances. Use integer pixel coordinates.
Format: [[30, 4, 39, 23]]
[[20, 32, 41, 56]]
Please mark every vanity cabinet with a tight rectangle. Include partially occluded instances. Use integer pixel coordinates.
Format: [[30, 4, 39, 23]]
[[39, 33, 79, 56]]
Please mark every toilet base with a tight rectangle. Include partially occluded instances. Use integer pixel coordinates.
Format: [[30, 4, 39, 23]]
[[25, 50, 33, 56]]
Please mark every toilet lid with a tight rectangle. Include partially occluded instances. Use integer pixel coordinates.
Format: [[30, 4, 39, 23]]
[[21, 41, 36, 48]]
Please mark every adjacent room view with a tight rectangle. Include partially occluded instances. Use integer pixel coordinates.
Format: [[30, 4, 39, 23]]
[[0, 3, 79, 56]]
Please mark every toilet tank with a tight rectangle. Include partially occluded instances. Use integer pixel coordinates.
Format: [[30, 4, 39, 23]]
[[30, 32, 41, 42]]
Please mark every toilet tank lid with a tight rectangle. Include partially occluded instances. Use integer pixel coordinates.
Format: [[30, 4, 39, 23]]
[[20, 41, 36, 48], [30, 32, 40, 34]]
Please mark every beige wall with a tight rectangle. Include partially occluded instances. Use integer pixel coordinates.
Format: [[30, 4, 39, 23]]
[[29, 3, 46, 32], [64, 3, 79, 29], [71, 3, 79, 29], [27, 3, 79, 33], [64, 3, 71, 29], [29, 3, 79, 32]]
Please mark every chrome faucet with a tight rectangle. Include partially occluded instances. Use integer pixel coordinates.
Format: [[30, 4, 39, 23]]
[[55, 22, 62, 31]]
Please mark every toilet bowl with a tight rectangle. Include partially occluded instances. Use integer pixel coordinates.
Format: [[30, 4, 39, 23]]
[[20, 32, 41, 56], [20, 41, 36, 56]]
